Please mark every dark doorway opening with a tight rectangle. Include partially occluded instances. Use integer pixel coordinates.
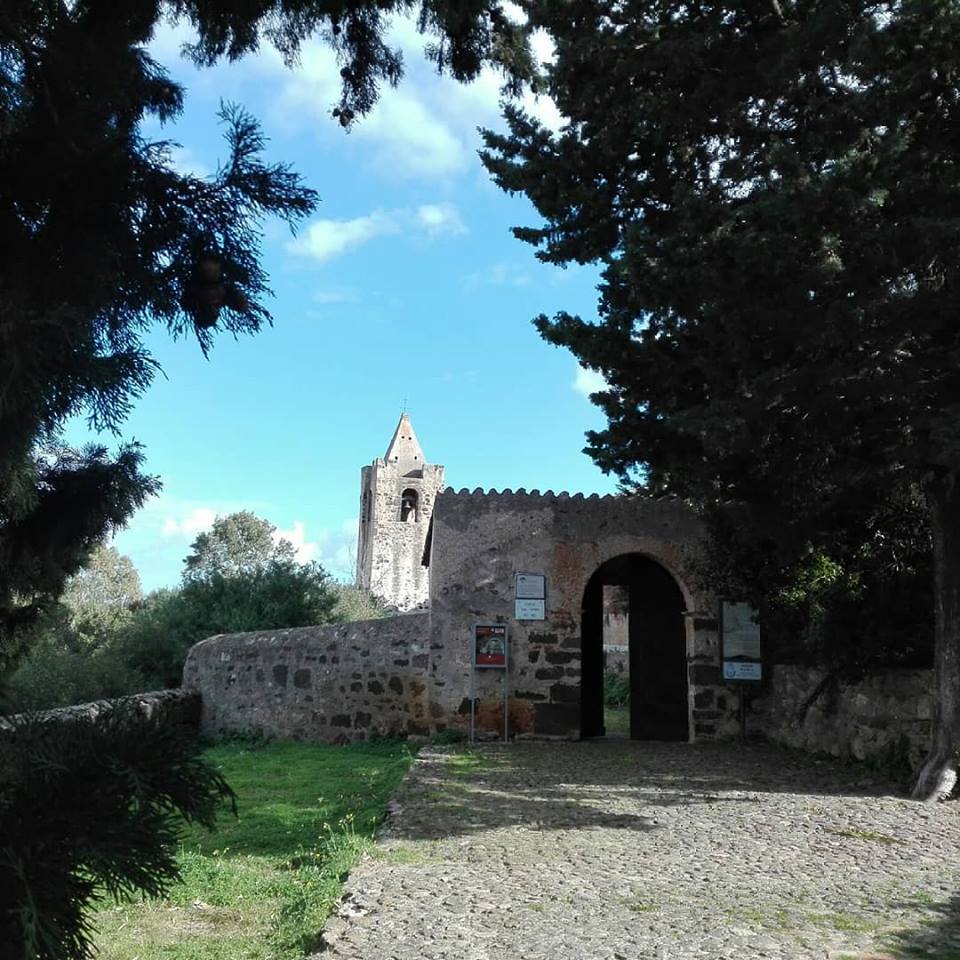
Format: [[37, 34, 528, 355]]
[[581, 554, 689, 740]]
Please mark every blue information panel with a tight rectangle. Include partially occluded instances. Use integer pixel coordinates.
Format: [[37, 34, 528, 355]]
[[723, 661, 762, 681]]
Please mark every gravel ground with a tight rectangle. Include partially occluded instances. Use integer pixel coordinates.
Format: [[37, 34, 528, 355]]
[[317, 740, 960, 960]]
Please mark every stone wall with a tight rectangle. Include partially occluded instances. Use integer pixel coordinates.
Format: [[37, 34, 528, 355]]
[[427, 488, 737, 740], [185, 490, 753, 744], [0, 688, 200, 734], [758, 664, 933, 771], [183, 614, 435, 742]]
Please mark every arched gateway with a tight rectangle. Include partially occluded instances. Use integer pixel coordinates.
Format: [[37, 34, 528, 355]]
[[426, 489, 736, 742], [581, 554, 689, 740], [187, 486, 741, 745]]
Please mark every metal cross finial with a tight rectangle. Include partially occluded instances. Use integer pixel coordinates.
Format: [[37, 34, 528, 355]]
[[401, 397, 408, 414]]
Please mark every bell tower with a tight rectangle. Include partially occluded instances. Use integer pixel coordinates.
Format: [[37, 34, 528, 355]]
[[356, 413, 444, 610]]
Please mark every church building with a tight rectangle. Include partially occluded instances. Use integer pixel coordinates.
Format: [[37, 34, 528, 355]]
[[355, 414, 444, 610]]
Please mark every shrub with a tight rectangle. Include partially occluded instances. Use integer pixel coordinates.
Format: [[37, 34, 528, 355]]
[[0, 700, 235, 960], [4, 637, 147, 712], [603, 670, 630, 708]]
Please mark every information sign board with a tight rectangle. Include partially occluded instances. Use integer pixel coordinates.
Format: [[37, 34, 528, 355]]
[[721, 601, 762, 682], [515, 573, 546, 599], [474, 624, 507, 668], [514, 598, 546, 620], [723, 661, 762, 681]]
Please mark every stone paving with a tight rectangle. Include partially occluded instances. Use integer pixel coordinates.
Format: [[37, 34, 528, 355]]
[[317, 741, 960, 960]]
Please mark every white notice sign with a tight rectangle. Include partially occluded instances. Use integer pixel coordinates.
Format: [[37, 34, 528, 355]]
[[722, 602, 761, 659], [515, 598, 546, 620], [723, 661, 762, 681], [515, 573, 546, 599]]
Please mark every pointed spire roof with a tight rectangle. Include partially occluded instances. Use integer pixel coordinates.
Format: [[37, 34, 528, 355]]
[[384, 413, 427, 477]]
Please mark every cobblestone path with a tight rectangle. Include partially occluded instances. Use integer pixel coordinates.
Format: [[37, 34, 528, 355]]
[[317, 741, 960, 960]]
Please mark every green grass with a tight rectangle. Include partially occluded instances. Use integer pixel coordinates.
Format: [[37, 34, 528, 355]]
[[446, 747, 504, 778], [92, 738, 415, 960], [825, 826, 905, 845], [605, 705, 631, 736]]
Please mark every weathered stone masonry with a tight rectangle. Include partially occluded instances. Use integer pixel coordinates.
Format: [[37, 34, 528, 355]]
[[427, 488, 738, 740], [183, 485, 936, 764], [758, 664, 933, 772], [185, 489, 744, 742], [185, 614, 434, 740], [356, 414, 443, 612]]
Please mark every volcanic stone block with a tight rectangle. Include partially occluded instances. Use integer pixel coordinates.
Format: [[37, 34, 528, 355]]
[[691, 664, 721, 685], [535, 666, 564, 681], [550, 683, 580, 703], [534, 702, 580, 736]]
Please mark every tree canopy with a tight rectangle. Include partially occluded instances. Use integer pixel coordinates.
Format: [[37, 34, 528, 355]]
[[0, 0, 532, 680], [183, 511, 296, 582], [482, 0, 960, 799]]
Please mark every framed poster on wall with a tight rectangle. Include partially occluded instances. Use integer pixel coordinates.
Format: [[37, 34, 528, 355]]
[[474, 624, 508, 668]]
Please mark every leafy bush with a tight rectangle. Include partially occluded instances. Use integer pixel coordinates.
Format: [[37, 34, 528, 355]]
[[0, 700, 235, 960], [121, 561, 340, 689], [4, 636, 147, 712], [6, 556, 344, 707], [330, 583, 387, 622], [603, 670, 630, 708]]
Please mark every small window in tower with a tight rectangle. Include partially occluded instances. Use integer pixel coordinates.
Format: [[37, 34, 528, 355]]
[[362, 490, 371, 522], [400, 488, 419, 522]]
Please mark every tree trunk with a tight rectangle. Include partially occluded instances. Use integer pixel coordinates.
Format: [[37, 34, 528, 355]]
[[913, 472, 960, 801]]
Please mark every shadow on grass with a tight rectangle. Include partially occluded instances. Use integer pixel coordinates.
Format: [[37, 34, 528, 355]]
[[882, 891, 960, 960]]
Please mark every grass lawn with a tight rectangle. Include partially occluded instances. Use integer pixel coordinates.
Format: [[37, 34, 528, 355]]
[[93, 738, 415, 960], [605, 705, 630, 736]]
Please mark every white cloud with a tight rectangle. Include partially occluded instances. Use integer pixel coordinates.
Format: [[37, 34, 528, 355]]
[[162, 507, 217, 538], [289, 204, 466, 264], [416, 203, 466, 236], [312, 286, 359, 304], [464, 260, 531, 291], [287, 210, 400, 263], [573, 365, 609, 399], [530, 28, 556, 65], [358, 89, 468, 178], [167, 145, 210, 179], [273, 520, 320, 564], [312, 519, 359, 580]]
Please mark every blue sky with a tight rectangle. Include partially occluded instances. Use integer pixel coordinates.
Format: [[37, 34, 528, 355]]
[[73, 14, 619, 592]]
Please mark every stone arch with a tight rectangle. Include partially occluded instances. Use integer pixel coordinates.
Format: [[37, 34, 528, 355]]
[[580, 551, 691, 741]]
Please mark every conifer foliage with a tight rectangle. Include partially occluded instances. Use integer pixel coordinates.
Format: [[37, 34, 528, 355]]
[[0, 2, 530, 954], [0, 701, 236, 960], [0, 0, 530, 674], [482, 1, 960, 799]]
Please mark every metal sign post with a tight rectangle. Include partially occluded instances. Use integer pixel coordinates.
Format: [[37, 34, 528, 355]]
[[470, 624, 509, 744]]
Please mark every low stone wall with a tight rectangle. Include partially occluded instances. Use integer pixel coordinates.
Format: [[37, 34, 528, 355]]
[[759, 664, 933, 771], [183, 614, 435, 742], [0, 688, 200, 733]]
